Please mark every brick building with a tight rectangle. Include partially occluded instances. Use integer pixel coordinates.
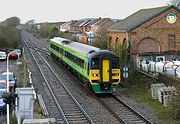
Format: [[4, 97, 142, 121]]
[[108, 5, 180, 66], [60, 18, 114, 33], [60, 18, 115, 45]]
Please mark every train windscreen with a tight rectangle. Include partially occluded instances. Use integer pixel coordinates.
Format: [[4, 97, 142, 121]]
[[91, 58, 99, 69], [112, 58, 119, 68]]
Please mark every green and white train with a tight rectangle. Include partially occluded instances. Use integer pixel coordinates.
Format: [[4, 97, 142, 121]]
[[49, 37, 121, 94]]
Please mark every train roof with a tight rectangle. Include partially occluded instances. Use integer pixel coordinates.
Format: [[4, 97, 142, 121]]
[[50, 37, 100, 55], [88, 50, 118, 58]]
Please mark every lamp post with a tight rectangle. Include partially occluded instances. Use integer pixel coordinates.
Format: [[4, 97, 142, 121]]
[[6, 53, 10, 124]]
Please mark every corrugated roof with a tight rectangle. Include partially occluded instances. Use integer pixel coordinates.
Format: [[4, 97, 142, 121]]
[[61, 21, 77, 27], [84, 19, 99, 26], [79, 20, 92, 26], [111, 6, 174, 31], [60, 22, 69, 27], [92, 18, 110, 26], [71, 20, 85, 26]]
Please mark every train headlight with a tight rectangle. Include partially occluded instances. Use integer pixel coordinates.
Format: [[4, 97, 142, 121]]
[[112, 73, 119, 76], [92, 73, 98, 77]]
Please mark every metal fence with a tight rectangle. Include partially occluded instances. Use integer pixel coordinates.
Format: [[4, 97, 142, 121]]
[[137, 60, 180, 78]]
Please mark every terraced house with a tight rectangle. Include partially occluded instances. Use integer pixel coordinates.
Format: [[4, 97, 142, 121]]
[[60, 18, 114, 33], [60, 18, 115, 44], [108, 5, 180, 66]]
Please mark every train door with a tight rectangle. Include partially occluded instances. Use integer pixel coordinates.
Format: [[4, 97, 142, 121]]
[[102, 59, 110, 82]]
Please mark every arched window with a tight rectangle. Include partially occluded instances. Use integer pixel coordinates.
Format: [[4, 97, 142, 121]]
[[115, 37, 119, 45], [123, 38, 126, 44]]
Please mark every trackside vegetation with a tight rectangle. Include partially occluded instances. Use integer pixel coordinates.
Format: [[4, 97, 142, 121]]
[[28, 23, 76, 41], [126, 71, 180, 124], [0, 17, 21, 49]]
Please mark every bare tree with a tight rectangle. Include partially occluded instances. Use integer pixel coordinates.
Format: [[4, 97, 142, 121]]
[[25, 19, 36, 31], [25, 19, 35, 25], [115, 40, 130, 67], [169, 0, 180, 9], [92, 27, 109, 49], [39, 22, 49, 38]]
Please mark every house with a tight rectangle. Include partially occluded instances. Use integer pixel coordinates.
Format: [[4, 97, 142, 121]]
[[60, 18, 114, 33], [60, 18, 115, 45]]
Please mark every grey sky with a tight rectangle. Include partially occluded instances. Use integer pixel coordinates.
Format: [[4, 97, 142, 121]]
[[1, 0, 170, 23]]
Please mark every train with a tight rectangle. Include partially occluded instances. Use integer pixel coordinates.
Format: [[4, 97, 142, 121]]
[[49, 37, 121, 94]]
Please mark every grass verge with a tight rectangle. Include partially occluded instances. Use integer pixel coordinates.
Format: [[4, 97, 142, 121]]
[[126, 71, 180, 124]]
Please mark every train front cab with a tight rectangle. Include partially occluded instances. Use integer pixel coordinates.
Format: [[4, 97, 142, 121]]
[[89, 51, 120, 94]]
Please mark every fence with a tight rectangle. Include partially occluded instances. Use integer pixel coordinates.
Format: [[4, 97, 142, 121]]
[[138, 60, 180, 78]]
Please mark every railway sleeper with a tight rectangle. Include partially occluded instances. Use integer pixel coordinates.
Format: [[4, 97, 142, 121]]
[[122, 116, 141, 120], [127, 120, 146, 124]]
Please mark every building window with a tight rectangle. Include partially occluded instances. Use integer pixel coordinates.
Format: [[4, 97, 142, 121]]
[[115, 37, 119, 41], [168, 34, 175, 51], [123, 38, 126, 45], [115, 37, 119, 45]]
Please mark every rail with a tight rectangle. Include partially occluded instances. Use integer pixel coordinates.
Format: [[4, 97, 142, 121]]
[[21, 31, 94, 124]]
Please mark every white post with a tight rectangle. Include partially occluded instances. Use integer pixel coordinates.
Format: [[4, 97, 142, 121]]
[[6, 53, 10, 124], [16, 53, 20, 65]]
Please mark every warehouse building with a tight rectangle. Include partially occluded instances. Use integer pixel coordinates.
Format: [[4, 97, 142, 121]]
[[108, 5, 180, 66]]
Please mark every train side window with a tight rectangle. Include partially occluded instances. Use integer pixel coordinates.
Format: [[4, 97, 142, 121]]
[[64, 51, 68, 57], [51, 44, 58, 51], [84, 62, 87, 70], [59, 48, 63, 54], [87, 62, 90, 75], [81, 60, 84, 68]]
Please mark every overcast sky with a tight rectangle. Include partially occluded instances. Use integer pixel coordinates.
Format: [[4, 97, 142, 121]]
[[1, 0, 170, 23]]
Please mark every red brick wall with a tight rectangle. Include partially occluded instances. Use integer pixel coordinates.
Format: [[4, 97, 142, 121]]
[[108, 30, 127, 49], [130, 8, 180, 54], [108, 8, 180, 55]]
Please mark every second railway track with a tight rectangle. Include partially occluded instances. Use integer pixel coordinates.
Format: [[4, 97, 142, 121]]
[[97, 95, 153, 124], [21, 31, 95, 124], [21, 30, 155, 124]]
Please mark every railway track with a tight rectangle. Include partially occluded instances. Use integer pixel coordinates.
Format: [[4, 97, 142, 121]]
[[97, 95, 153, 124], [21, 31, 95, 124], [21, 31, 155, 124], [22, 31, 50, 53]]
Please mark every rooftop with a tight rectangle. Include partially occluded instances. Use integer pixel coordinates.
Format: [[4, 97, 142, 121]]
[[110, 5, 179, 31]]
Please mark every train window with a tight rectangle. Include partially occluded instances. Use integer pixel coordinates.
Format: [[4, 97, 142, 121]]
[[64, 51, 84, 69], [51, 44, 59, 51], [112, 58, 119, 68], [81, 60, 84, 68], [91, 58, 99, 69], [59, 48, 63, 54], [51, 44, 55, 49], [87, 62, 90, 75], [84, 62, 87, 70], [64, 51, 68, 57]]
